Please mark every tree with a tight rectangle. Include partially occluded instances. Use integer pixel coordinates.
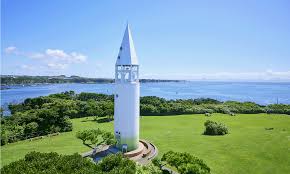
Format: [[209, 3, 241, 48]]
[[76, 129, 116, 149], [0, 107, 4, 117], [1, 129, 11, 145], [24, 122, 38, 135], [76, 130, 90, 144]]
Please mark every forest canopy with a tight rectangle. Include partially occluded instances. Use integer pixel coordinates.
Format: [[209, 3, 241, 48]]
[[1, 152, 162, 174]]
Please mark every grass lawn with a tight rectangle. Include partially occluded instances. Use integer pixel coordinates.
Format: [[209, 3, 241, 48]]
[[1, 113, 290, 174]]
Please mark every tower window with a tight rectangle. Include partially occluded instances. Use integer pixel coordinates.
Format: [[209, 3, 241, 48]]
[[120, 46, 122, 50], [118, 56, 120, 59], [116, 94, 118, 98]]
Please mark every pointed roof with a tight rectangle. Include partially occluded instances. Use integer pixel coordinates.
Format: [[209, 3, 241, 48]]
[[116, 23, 138, 65]]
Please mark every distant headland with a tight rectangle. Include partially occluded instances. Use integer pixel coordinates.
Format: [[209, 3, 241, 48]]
[[0, 75, 185, 86]]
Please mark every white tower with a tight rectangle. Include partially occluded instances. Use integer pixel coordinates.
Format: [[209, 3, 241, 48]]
[[114, 24, 140, 151]]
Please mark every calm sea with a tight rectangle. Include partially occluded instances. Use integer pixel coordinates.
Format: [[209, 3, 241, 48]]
[[1, 82, 290, 111]]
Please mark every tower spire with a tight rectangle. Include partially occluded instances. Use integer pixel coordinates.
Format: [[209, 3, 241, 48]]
[[116, 23, 138, 65]]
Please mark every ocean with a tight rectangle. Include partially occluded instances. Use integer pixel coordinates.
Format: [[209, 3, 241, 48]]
[[1, 82, 290, 110]]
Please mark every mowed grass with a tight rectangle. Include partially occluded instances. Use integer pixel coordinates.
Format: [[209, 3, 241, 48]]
[[1, 114, 290, 174]]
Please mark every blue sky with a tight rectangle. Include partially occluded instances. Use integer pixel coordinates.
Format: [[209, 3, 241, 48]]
[[2, 0, 290, 81]]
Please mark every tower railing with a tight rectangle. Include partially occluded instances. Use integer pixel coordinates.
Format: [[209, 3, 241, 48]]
[[115, 65, 139, 83]]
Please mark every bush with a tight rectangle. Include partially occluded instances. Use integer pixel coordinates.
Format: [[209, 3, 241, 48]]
[[161, 151, 210, 174], [204, 120, 228, 135], [152, 157, 163, 168], [136, 163, 162, 174], [229, 113, 236, 116], [205, 113, 212, 117], [97, 153, 136, 174]]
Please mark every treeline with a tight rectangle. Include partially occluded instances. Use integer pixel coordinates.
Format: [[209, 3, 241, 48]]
[[2, 91, 290, 145], [1, 75, 184, 85], [139, 79, 185, 83], [1, 75, 113, 85], [140, 97, 290, 115]]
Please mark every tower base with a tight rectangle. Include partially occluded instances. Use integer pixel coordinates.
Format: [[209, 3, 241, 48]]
[[84, 139, 158, 165]]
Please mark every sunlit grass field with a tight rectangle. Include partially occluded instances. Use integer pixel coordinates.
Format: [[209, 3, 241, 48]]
[[1, 114, 290, 174]]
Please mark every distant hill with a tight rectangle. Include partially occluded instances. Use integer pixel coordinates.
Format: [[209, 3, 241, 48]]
[[0, 75, 185, 85]]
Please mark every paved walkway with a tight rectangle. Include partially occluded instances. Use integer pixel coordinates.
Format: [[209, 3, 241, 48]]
[[136, 141, 158, 165], [81, 145, 111, 158]]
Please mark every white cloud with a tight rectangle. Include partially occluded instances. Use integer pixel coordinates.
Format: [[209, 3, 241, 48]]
[[28, 53, 45, 59], [5, 46, 88, 71], [5, 46, 17, 53], [45, 49, 87, 63], [5, 46, 87, 63], [46, 49, 68, 59], [20, 64, 35, 71], [70, 52, 87, 62], [47, 63, 67, 70]]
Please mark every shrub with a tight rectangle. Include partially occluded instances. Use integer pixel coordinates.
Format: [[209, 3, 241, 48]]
[[205, 113, 212, 117], [136, 163, 162, 174], [161, 151, 210, 174], [152, 157, 163, 168], [229, 113, 236, 116], [97, 153, 136, 174], [204, 120, 228, 135]]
